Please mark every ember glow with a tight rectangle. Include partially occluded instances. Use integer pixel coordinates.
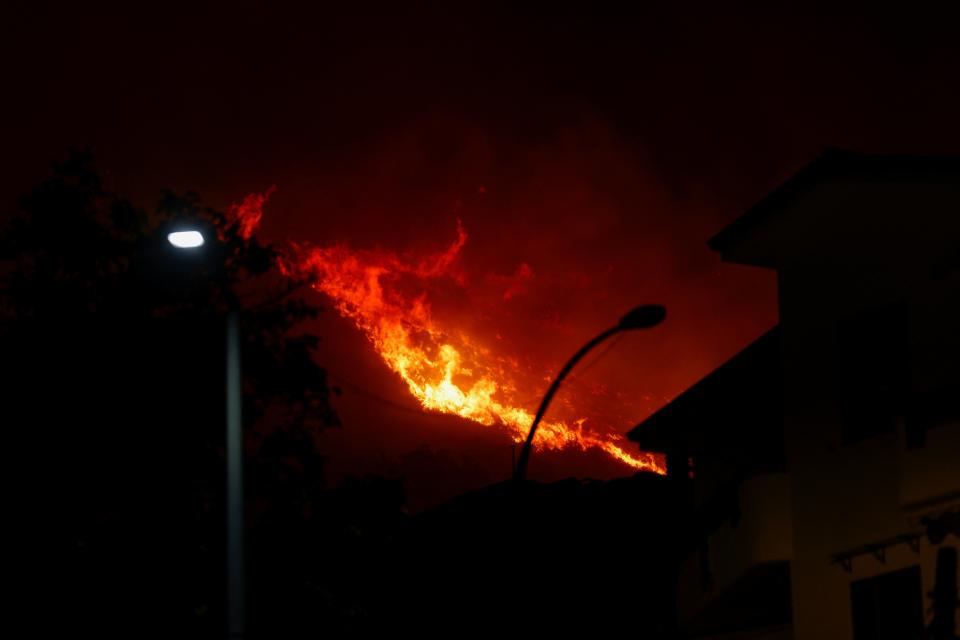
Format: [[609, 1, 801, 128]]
[[228, 185, 276, 240], [270, 213, 665, 474]]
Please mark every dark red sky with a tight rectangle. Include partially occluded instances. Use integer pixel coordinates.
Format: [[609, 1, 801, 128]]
[[6, 1, 960, 509]]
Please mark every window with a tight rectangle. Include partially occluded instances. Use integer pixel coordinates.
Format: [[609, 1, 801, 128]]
[[850, 566, 924, 640], [906, 384, 960, 448]]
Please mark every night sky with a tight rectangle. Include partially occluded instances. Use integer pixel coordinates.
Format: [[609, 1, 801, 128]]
[[6, 1, 960, 509]]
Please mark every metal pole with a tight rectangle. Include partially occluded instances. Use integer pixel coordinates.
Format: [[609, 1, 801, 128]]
[[513, 326, 621, 482], [226, 309, 244, 638]]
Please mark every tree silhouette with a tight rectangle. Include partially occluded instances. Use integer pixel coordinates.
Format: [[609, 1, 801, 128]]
[[1, 151, 348, 636]]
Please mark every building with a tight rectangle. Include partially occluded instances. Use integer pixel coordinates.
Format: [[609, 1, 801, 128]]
[[630, 150, 960, 640]]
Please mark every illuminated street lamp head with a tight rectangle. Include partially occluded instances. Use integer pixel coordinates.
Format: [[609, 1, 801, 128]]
[[618, 304, 667, 330], [167, 230, 205, 249]]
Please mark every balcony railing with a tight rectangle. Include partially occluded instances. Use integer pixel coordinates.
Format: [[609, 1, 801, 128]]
[[677, 472, 793, 630], [899, 418, 960, 516]]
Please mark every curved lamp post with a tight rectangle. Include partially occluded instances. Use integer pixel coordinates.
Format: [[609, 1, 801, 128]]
[[512, 304, 666, 482], [168, 228, 245, 639]]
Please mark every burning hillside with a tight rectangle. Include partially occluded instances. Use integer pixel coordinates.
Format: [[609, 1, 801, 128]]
[[269, 213, 665, 474]]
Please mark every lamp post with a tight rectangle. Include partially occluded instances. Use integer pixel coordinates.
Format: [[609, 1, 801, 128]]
[[512, 304, 666, 482], [167, 229, 245, 639]]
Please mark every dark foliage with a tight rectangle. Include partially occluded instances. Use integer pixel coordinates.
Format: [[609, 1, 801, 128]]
[[0, 152, 409, 637], [396, 473, 684, 638]]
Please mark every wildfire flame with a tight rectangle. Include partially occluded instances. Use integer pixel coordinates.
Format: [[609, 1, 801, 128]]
[[230, 187, 663, 473], [228, 185, 277, 240], [276, 221, 664, 475]]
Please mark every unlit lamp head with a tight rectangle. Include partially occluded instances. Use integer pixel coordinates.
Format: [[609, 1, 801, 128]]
[[618, 304, 667, 330], [167, 230, 205, 249]]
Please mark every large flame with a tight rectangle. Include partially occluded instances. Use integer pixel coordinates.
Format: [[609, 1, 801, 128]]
[[273, 215, 665, 474]]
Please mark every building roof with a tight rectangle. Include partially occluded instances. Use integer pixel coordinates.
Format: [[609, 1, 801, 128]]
[[631, 149, 960, 462], [708, 148, 960, 260], [627, 327, 782, 456]]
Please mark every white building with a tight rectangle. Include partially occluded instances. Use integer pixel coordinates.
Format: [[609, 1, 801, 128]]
[[630, 149, 960, 640]]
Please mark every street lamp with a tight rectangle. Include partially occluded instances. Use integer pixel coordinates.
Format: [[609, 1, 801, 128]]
[[167, 230, 205, 249], [512, 304, 666, 482], [168, 228, 245, 639]]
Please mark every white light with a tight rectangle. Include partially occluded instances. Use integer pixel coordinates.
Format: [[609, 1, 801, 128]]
[[168, 230, 205, 249]]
